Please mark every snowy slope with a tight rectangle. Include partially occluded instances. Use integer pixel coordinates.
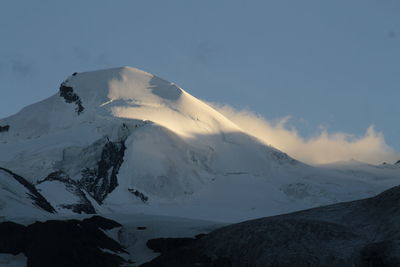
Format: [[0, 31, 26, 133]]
[[0, 66, 399, 222]]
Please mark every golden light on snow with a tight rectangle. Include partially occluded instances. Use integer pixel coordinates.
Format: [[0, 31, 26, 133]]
[[212, 104, 399, 165]]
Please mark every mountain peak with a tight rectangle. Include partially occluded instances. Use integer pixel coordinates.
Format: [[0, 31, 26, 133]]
[[1, 67, 398, 222], [1, 66, 243, 143], [62, 66, 183, 107], [55, 66, 242, 139]]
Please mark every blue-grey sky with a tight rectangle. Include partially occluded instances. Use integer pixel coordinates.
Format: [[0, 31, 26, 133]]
[[1, 0, 400, 151]]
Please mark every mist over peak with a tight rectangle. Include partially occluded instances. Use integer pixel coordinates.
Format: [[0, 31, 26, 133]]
[[211, 103, 399, 165]]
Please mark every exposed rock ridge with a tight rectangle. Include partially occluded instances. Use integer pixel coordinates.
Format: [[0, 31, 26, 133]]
[[0, 125, 9, 132], [59, 81, 84, 114], [0, 167, 56, 213], [38, 171, 96, 214], [79, 124, 130, 203]]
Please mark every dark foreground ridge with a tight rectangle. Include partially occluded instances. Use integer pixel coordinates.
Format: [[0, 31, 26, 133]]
[[0, 216, 129, 267], [141, 185, 400, 267]]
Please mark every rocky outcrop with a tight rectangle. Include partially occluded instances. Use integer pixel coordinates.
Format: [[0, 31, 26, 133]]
[[48, 124, 131, 207], [128, 188, 149, 203], [0, 216, 129, 267], [79, 138, 127, 204], [0, 125, 10, 132], [59, 82, 84, 114], [0, 167, 56, 213], [38, 171, 96, 214], [141, 185, 400, 267]]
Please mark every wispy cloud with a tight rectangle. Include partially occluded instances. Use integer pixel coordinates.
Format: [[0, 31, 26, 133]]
[[211, 103, 399, 165]]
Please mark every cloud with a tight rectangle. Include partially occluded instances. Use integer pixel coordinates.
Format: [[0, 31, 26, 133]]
[[210, 103, 399, 165]]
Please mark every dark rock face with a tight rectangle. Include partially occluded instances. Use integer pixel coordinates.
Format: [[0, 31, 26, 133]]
[[361, 240, 400, 267], [38, 171, 96, 214], [83, 215, 122, 230], [79, 139, 127, 203], [142, 235, 231, 267], [0, 216, 128, 267], [0, 167, 56, 213], [147, 237, 197, 254], [128, 188, 149, 203], [142, 239, 231, 267], [0, 125, 10, 132], [0, 221, 27, 254], [50, 124, 130, 207], [59, 83, 84, 114], [141, 185, 400, 267]]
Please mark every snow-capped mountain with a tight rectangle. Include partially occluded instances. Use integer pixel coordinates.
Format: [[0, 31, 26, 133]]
[[0, 67, 399, 221]]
